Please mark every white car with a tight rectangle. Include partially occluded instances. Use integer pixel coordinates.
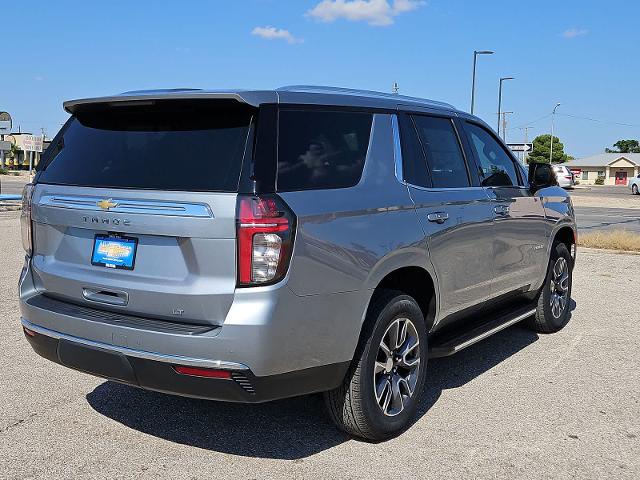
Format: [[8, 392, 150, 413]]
[[552, 164, 575, 189], [630, 174, 640, 195]]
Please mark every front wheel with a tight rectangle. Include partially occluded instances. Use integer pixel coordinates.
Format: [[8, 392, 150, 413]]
[[633, 184, 639, 195], [324, 291, 428, 441], [527, 242, 573, 333]]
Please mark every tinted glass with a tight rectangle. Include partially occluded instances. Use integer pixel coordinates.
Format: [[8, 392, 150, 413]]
[[277, 110, 372, 191], [412, 116, 469, 188], [38, 103, 252, 192], [465, 123, 520, 187], [399, 114, 430, 187]]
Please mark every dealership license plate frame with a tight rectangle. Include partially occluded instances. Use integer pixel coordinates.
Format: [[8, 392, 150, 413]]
[[91, 234, 138, 270]]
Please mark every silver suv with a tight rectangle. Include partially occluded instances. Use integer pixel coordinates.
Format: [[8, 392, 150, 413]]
[[19, 86, 576, 440]]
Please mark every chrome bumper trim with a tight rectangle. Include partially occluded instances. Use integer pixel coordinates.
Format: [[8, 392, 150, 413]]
[[21, 318, 249, 371]]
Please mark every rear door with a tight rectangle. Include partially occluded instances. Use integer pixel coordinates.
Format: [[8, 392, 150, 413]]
[[462, 121, 548, 299], [30, 100, 255, 326], [398, 113, 495, 324]]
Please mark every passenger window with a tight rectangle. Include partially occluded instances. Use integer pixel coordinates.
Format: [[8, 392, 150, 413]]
[[411, 115, 470, 188], [399, 114, 430, 188], [277, 110, 373, 191], [465, 123, 520, 187]]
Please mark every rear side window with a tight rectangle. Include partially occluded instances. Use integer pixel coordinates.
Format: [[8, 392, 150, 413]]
[[399, 114, 430, 188], [465, 123, 520, 187], [277, 110, 373, 191], [38, 102, 253, 192], [411, 115, 470, 188]]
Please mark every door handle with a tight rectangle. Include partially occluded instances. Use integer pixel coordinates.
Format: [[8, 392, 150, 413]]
[[494, 205, 510, 216], [427, 212, 449, 224], [82, 287, 128, 306]]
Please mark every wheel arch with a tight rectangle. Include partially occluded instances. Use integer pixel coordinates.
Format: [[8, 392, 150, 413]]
[[553, 225, 576, 258], [362, 260, 438, 338]]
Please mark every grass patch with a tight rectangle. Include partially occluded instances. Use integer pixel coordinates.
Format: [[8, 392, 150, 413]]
[[578, 230, 640, 252]]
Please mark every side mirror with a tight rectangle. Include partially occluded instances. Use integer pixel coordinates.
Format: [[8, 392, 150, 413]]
[[528, 162, 557, 192]]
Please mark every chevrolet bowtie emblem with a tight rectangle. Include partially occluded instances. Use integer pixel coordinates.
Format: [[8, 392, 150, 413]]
[[97, 199, 118, 210]]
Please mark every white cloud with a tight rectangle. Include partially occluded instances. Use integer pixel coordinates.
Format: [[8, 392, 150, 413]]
[[251, 26, 303, 44], [307, 0, 425, 26], [562, 28, 588, 39]]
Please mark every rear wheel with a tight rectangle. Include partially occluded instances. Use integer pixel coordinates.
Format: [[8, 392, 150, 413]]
[[324, 291, 428, 441], [633, 184, 639, 195], [527, 242, 573, 333]]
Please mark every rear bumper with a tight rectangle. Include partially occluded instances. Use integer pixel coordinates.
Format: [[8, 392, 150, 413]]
[[19, 257, 365, 401], [23, 319, 349, 403]]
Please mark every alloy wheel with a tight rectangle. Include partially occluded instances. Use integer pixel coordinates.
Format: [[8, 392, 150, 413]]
[[549, 257, 569, 319], [373, 317, 420, 416]]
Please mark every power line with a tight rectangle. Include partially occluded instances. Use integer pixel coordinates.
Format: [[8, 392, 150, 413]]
[[556, 112, 640, 128], [507, 111, 640, 132]]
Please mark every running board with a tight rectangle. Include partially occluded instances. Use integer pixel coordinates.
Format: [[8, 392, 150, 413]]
[[428, 304, 536, 358]]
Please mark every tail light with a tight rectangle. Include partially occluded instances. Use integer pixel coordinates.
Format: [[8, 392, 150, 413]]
[[236, 194, 296, 286], [20, 184, 34, 257]]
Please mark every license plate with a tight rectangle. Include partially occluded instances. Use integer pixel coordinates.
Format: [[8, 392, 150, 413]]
[[91, 234, 138, 270]]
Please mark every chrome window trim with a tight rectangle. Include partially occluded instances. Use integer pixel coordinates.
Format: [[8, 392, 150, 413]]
[[21, 319, 249, 370], [391, 114, 405, 184], [38, 195, 214, 218], [394, 113, 482, 192]]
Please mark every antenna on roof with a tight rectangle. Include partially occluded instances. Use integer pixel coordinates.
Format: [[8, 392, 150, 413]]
[[392, 82, 400, 95]]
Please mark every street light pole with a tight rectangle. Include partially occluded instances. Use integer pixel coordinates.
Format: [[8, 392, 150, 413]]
[[470, 50, 494, 114], [497, 76, 514, 136], [549, 103, 561, 163]]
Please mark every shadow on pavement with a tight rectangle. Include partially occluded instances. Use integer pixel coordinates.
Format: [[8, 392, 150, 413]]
[[87, 320, 553, 459]]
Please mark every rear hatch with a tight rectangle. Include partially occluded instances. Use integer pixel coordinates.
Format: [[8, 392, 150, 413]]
[[30, 100, 255, 326]]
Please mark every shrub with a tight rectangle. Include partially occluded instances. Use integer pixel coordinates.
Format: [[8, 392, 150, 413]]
[[594, 176, 605, 185]]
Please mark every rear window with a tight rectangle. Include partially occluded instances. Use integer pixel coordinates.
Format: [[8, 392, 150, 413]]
[[277, 110, 373, 191], [38, 102, 253, 192]]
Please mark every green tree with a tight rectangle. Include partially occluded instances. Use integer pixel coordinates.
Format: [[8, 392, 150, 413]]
[[526, 134, 569, 164], [605, 139, 640, 153]]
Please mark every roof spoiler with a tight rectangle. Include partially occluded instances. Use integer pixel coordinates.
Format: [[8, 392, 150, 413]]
[[63, 91, 268, 114]]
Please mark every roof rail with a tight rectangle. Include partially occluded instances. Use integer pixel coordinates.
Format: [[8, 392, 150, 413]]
[[277, 85, 455, 109]]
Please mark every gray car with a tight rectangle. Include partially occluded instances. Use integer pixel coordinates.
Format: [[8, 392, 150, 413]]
[[19, 86, 576, 440]]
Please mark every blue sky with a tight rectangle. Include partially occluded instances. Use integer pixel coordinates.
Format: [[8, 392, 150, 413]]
[[1, 0, 638, 157]]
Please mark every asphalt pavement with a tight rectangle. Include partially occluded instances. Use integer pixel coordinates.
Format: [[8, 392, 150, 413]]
[[574, 206, 640, 233], [0, 175, 29, 195], [0, 211, 638, 479]]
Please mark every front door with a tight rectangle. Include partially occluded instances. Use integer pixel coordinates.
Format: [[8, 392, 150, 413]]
[[615, 171, 628, 185], [462, 121, 548, 300]]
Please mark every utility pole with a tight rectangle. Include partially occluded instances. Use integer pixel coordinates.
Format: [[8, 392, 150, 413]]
[[501, 112, 513, 142], [520, 126, 533, 164], [549, 103, 561, 163], [392, 82, 399, 94]]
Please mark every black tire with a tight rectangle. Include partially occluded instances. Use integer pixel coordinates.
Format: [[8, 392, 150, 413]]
[[324, 290, 428, 441], [527, 242, 573, 333], [633, 184, 639, 195]]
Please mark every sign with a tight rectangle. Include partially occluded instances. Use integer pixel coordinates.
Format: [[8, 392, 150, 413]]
[[0, 141, 11, 151], [0, 112, 11, 135], [507, 142, 533, 152], [570, 168, 581, 176], [22, 135, 44, 152]]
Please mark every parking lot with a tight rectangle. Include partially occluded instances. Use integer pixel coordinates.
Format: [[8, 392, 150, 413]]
[[0, 211, 638, 479]]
